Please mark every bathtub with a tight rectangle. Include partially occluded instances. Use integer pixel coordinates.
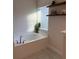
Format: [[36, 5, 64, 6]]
[[14, 31, 48, 59]]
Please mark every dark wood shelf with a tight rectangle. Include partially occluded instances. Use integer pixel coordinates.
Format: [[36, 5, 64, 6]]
[[46, 14, 66, 16], [47, 1, 66, 7]]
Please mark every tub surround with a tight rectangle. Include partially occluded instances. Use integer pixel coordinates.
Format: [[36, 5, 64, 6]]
[[14, 35, 47, 47], [14, 29, 48, 47], [14, 28, 48, 59], [14, 37, 48, 59]]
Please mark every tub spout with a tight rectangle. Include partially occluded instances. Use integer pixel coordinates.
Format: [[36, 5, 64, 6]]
[[20, 35, 22, 44]]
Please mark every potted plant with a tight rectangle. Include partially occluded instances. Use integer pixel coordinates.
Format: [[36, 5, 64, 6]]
[[34, 22, 41, 33]]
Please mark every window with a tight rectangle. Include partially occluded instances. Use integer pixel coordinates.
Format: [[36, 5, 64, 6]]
[[38, 6, 49, 30], [27, 6, 49, 32]]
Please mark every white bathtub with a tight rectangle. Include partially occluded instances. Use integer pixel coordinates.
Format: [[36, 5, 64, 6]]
[[14, 31, 48, 59], [14, 31, 47, 46]]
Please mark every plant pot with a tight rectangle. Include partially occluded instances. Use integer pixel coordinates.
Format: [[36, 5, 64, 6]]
[[34, 28, 39, 33]]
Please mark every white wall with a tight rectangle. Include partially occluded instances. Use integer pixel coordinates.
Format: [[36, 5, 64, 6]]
[[48, 16, 66, 50], [13, 0, 37, 40], [48, 2, 66, 58]]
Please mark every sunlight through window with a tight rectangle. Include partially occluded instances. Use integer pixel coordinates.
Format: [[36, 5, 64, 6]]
[[26, 6, 48, 32]]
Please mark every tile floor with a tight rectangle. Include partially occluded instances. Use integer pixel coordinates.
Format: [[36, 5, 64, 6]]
[[24, 48, 62, 59]]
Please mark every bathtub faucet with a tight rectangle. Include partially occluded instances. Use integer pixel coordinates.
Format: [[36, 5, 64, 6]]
[[16, 35, 25, 44], [20, 35, 22, 44]]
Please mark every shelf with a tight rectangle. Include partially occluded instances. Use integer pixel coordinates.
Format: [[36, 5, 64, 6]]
[[47, 1, 66, 7], [46, 14, 66, 16]]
